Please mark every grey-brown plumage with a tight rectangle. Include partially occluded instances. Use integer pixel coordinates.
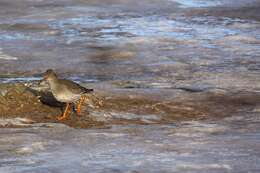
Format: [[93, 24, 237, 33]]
[[42, 69, 93, 120]]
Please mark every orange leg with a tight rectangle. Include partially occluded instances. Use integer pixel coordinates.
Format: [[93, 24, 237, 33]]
[[57, 103, 70, 120], [76, 95, 85, 115]]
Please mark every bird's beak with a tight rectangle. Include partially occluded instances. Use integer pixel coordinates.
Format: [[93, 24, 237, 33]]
[[43, 75, 47, 80]]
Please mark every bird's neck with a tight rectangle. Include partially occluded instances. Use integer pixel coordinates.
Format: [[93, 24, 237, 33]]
[[48, 77, 59, 91]]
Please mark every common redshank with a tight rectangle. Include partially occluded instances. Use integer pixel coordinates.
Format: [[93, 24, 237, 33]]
[[42, 69, 93, 120]]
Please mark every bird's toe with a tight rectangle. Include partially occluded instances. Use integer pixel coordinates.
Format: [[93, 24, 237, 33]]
[[56, 115, 66, 121]]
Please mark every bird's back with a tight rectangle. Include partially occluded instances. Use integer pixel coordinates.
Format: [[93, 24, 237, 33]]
[[58, 79, 93, 94]]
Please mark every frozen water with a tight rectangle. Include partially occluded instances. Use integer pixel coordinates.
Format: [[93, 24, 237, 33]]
[[172, 0, 222, 8], [0, 48, 18, 60], [0, 0, 260, 172], [0, 115, 259, 172], [0, 118, 34, 127], [0, 77, 41, 83], [172, 0, 260, 8]]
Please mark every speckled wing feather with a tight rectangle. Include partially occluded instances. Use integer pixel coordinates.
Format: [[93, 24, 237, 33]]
[[58, 79, 93, 94]]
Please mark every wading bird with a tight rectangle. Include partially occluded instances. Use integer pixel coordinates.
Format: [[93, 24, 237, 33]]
[[42, 69, 93, 120]]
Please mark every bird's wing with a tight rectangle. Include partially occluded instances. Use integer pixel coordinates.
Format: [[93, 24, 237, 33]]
[[59, 79, 93, 94]]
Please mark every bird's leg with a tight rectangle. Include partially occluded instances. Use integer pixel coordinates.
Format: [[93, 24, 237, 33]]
[[76, 95, 85, 115], [57, 103, 70, 120]]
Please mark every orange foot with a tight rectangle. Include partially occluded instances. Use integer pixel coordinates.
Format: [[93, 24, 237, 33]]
[[57, 103, 70, 121], [56, 115, 66, 121], [76, 109, 81, 116]]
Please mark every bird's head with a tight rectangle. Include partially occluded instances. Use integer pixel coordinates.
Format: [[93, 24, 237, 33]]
[[42, 69, 58, 82]]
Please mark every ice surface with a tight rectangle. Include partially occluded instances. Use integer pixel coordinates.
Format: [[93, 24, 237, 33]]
[[0, 115, 259, 173], [173, 0, 222, 8], [0, 48, 18, 60], [0, 0, 260, 172], [0, 118, 34, 127]]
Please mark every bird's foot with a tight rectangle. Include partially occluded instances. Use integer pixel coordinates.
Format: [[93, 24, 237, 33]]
[[56, 115, 66, 121], [76, 109, 81, 116], [57, 103, 70, 120]]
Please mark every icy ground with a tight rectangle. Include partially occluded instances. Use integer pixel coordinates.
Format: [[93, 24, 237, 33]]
[[0, 0, 260, 172], [0, 113, 260, 173]]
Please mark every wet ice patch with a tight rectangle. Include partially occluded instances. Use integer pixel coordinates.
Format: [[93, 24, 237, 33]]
[[0, 48, 18, 60], [110, 112, 161, 122], [0, 120, 259, 172], [223, 115, 245, 122], [172, 0, 222, 8], [91, 111, 161, 123], [229, 19, 260, 29], [50, 14, 194, 43], [0, 77, 41, 83], [171, 121, 228, 137], [221, 35, 260, 44], [15, 142, 45, 155], [88, 132, 126, 138], [215, 34, 260, 56], [0, 158, 39, 168], [0, 33, 32, 41], [177, 163, 232, 171], [0, 118, 34, 127], [148, 82, 173, 89], [31, 122, 72, 129]]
